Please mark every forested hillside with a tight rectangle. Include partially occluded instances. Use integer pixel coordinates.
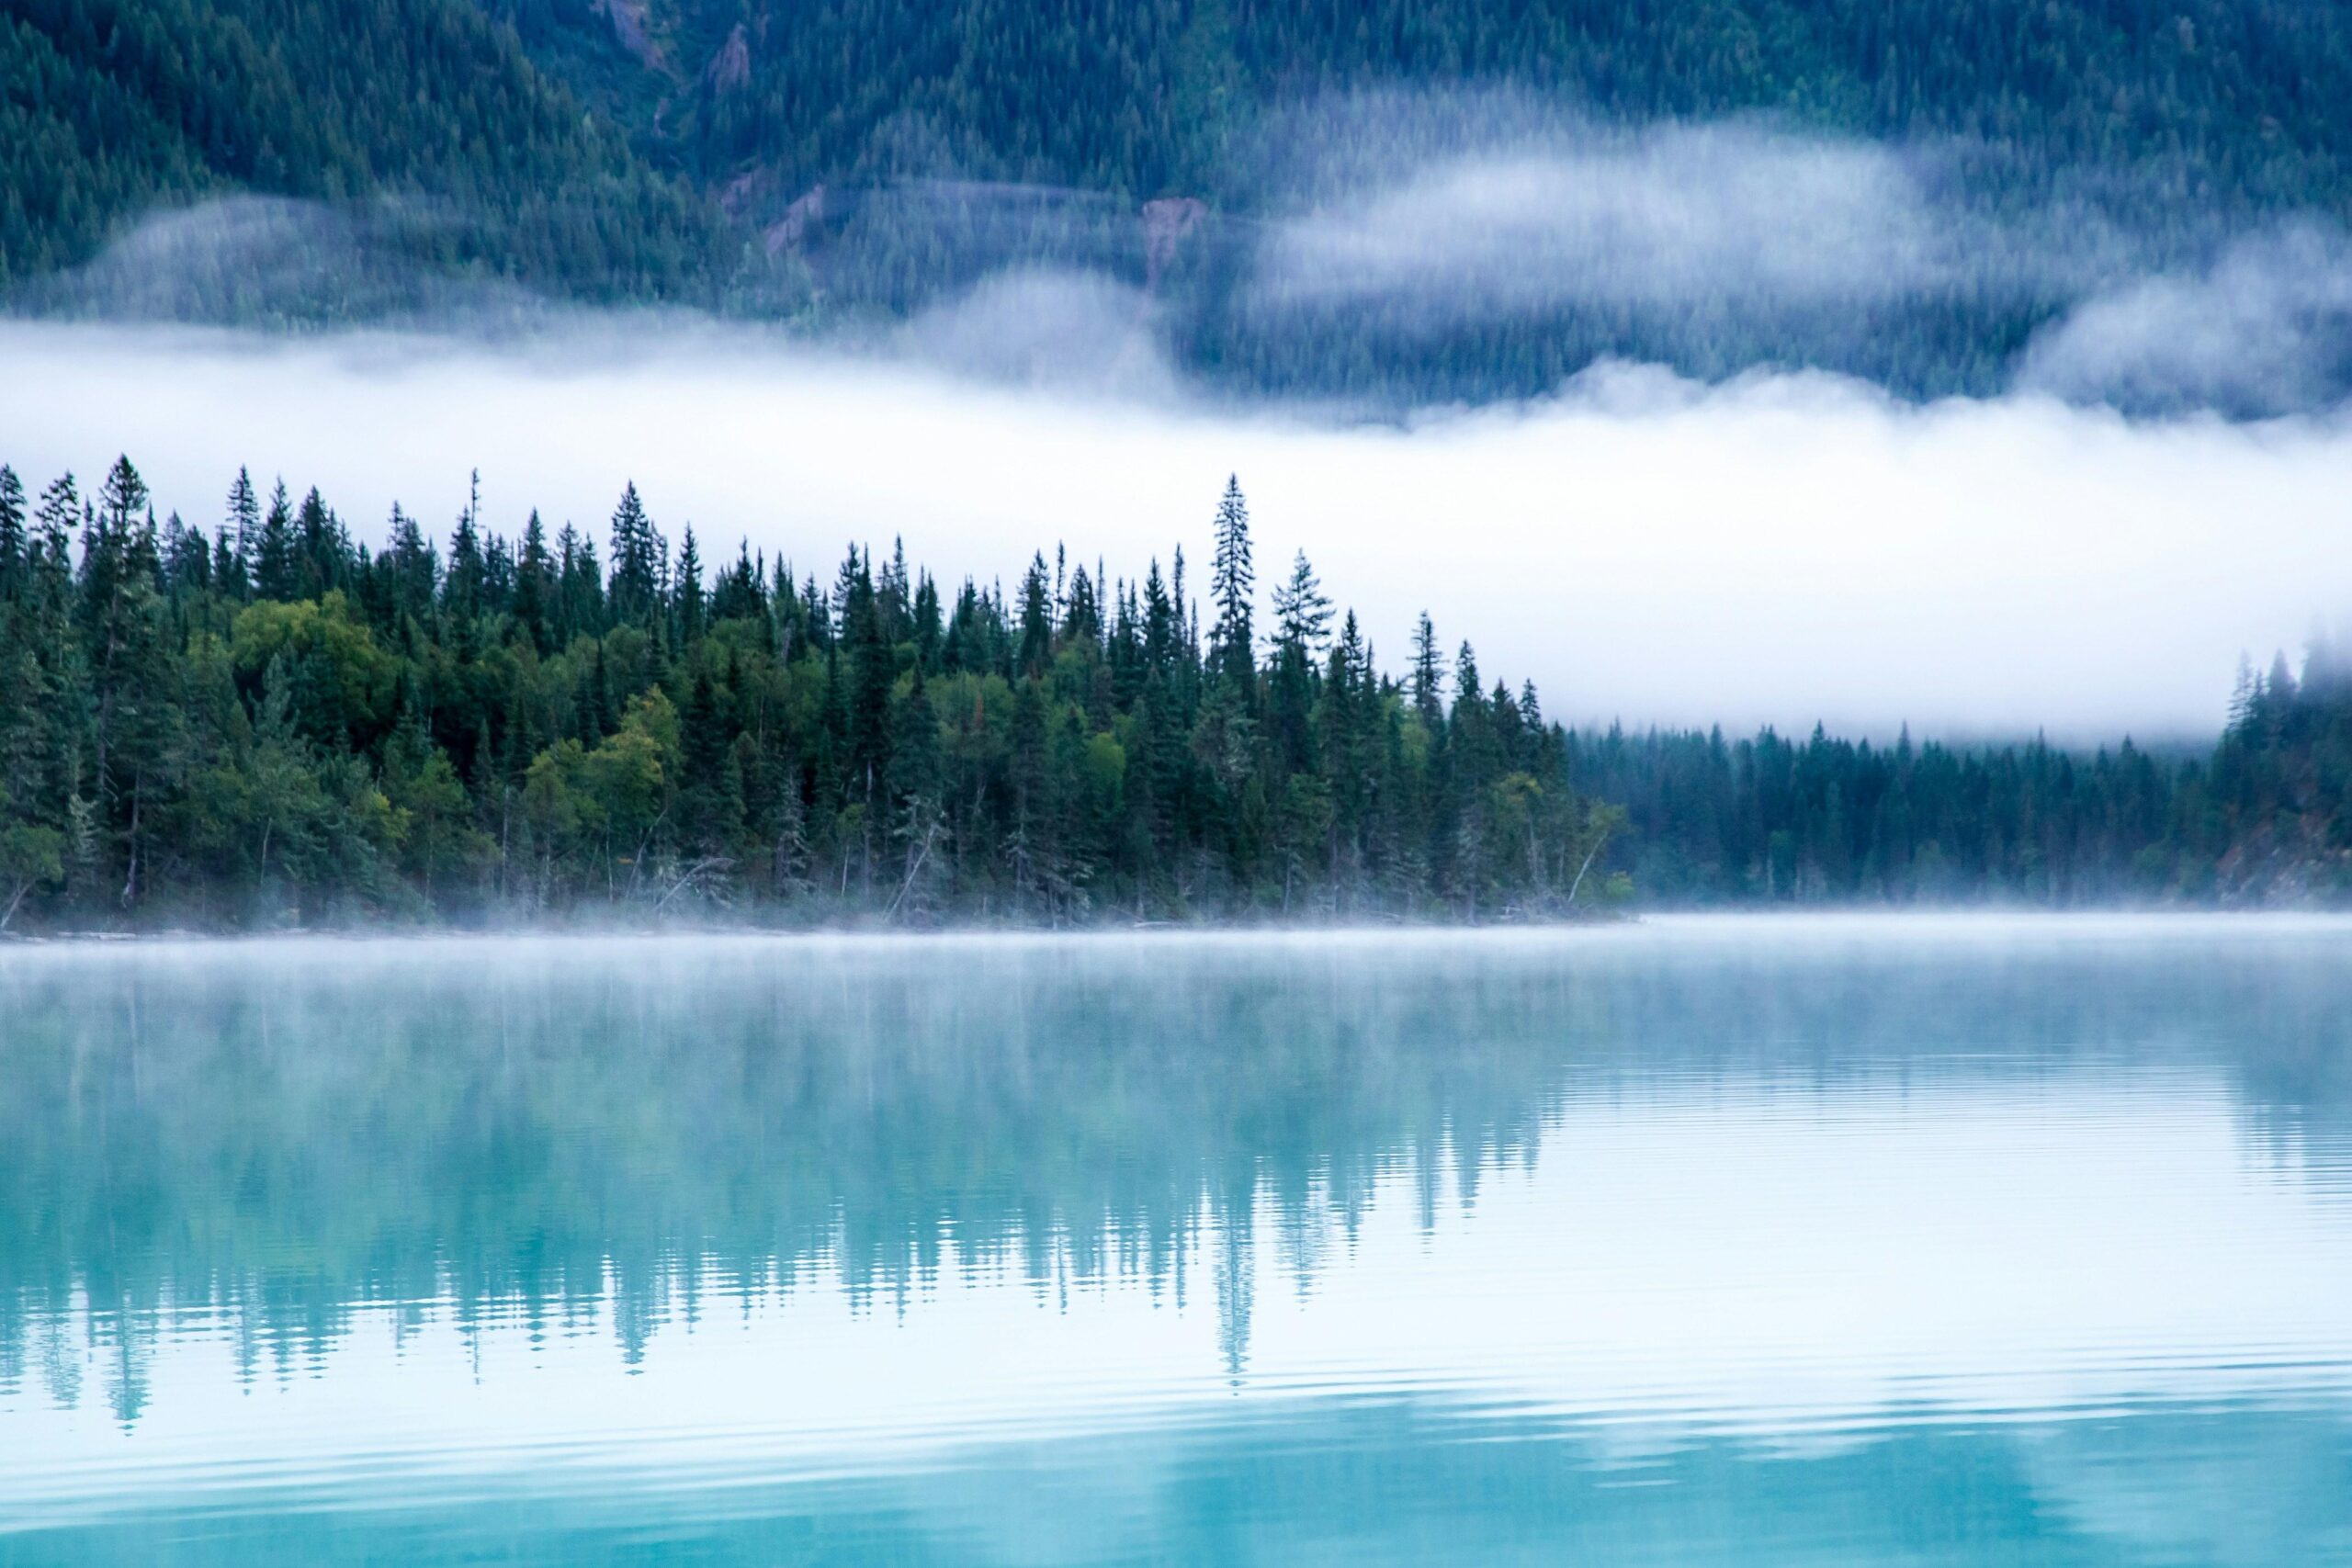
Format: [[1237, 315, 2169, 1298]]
[[507, 0, 2352, 215], [13, 0, 2352, 400], [0, 453, 2342, 932], [478, 0, 2352, 402], [0, 0, 729, 306]]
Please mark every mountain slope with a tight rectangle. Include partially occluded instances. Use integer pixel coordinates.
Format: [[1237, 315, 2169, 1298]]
[[463, 0, 2352, 406], [12, 0, 2352, 405], [502, 0, 2352, 218], [0, 0, 729, 302]]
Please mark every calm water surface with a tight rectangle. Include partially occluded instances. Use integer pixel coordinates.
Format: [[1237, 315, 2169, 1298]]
[[4, 916, 2352, 1563]]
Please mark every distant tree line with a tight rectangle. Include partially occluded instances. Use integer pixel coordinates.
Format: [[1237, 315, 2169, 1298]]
[[1566, 651, 2352, 905], [0, 459, 1626, 930]]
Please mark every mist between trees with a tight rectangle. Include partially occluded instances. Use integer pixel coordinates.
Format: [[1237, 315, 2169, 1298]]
[[0, 454, 2343, 932]]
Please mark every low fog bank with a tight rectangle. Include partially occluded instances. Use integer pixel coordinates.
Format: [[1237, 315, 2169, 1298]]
[[1252, 118, 2099, 316], [6, 316, 2347, 742]]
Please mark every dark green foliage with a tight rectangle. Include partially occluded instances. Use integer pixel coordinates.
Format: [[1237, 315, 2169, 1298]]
[[0, 0, 732, 307], [2198, 649, 2352, 897], [1568, 656, 2352, 905], [514, 0, 2352, 219], [0, 457, 1624, 928]]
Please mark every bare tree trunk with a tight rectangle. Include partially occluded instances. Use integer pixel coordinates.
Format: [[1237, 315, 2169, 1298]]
[[120, 778, 141, 908], [654, 857, 731, 911], [886, 822, 942, 921], [1566, 839, 1605, 908]]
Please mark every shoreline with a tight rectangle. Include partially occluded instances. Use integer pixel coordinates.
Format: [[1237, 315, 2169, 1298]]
[[6, 907, 2352, 952]]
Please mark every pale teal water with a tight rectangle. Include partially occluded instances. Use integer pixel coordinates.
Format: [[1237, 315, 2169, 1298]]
[[4, 917, 2352, 1564]]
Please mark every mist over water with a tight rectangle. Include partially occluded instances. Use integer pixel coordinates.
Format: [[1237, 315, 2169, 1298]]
[[5, 920, 2351, 1562]]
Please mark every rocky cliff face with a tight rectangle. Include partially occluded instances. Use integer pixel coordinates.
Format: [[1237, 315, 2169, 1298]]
[[705, 21, 751, 94], [1143, 197, 1206, 293], [594, 0, 662, 70]]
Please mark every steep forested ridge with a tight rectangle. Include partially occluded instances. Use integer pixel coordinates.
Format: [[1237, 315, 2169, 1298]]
[[0, 454, 2342, 932]]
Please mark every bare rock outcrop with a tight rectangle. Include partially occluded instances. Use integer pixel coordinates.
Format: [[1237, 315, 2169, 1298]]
[[1142, 197, 1206, 293]]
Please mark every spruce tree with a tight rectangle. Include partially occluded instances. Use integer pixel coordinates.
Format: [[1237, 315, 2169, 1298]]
[[1411, 614, 1444, 725], [1017, 552, 1054, 673], [1270, 550, 1331, 654], [514, 510, 553, 651], [0, 467, 24, 587], [607, 482, 664, 626], [254, 481, 298, 603], [295, 488, 340, 599], [673, 525, 706, 643], [445, 472, 486, 619], [225, 468, 260, 573], [1208, 476, 1255, 699]]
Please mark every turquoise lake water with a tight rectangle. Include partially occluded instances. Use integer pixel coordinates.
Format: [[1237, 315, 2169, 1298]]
[[3, 917, 2351, 1563]]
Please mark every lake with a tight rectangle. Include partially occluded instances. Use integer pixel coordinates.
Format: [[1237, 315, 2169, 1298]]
[[3, 917, 2351, 1564]]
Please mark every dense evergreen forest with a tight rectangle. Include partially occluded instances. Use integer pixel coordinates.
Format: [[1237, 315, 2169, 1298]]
[[0, 452, 2343, 931], [13, 0, 2352, 400], [0, 457, 1632, 929], [0, 0, 731, 309], [1566, 662, 2352, 904], [518, 0, 2352, 213]]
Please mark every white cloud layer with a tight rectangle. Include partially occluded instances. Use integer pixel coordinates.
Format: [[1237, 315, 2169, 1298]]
[[2, 318, 2347, 741], [2018, 223, 2352, 416], [1255, 127, 1964, 316], [1247, 117, 2352, 414]]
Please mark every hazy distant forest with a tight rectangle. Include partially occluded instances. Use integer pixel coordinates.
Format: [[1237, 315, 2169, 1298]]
[[0, 457, 2343, 931], [12, 0, 2352, 401]]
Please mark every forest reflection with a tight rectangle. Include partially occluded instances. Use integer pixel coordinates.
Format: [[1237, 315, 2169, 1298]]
[[4, 922, 2351, 1429]]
